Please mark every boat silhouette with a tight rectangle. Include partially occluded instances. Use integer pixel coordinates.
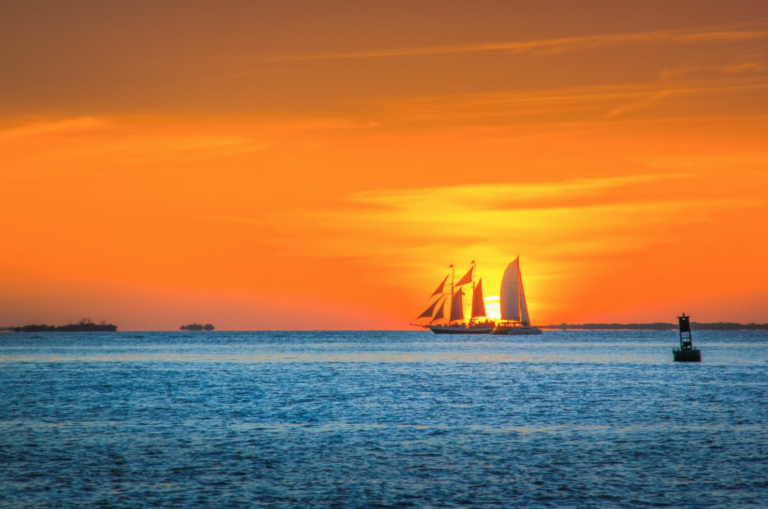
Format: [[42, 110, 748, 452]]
[[413, 258, 542, 335], [414, 262, 494, 334], [492, 257, 542, 335]]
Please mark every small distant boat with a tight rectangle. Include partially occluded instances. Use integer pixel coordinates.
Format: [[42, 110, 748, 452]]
[[414, 262, 495, 334], [491, 257, 542, 335]]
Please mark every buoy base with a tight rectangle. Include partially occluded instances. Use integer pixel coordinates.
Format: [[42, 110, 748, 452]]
[[673, 348, 701, 362]]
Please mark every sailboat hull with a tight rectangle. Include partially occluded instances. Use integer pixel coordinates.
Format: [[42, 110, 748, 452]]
[[425, 324, 495, 334], [491, 325, 542, 335]]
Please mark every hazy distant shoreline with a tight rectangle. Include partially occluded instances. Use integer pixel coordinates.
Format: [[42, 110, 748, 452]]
[[2, 322, 767, 333], [1, 323, 118, 333], [541, 322, 768, 331]]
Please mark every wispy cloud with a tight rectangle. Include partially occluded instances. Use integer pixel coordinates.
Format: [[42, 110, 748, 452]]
[[0, 117, 267, 166], [641, 152, 768, 169], [266, 174, 756, 262], [661, 60, 768, 80], [0, 117, 111, 142], [722, 61, 768, 74], [347, 175, 684, 212], [239, 26, 768, 64], [362, 76, 768, 131], [60, 25, 768, 77], [605, 90, 674, 118]]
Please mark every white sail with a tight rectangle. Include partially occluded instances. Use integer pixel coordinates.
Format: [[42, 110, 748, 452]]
[[518, 264, 531, 326], [500, 259, 521, 321]]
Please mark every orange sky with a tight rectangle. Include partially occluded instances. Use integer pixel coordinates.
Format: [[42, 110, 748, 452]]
[[1, 1, 768, 330]]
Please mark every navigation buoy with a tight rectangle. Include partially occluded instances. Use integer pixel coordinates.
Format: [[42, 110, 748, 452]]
[[673, 313, 701, 362]]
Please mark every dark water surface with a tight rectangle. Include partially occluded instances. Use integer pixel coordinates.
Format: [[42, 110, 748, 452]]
[[1, 331, 766, 508]]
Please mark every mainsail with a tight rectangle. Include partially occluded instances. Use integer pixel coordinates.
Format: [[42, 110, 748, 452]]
[[450, 289, 465, 321], [500, 257, 531, 325], [471, 279, 486, 318], [500, 259, 520, 321]]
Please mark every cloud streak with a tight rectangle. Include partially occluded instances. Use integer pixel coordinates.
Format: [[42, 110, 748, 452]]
[[240, 26, 768, 65], [0, 117, 268, 166], [0, 117, 111, 142], [267, 174, 755, 262], [58, 25, 768, 77], [605, 90, 674, 118]]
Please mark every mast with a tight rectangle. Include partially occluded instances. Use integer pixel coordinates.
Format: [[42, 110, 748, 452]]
[[517, 256, 522, 322], [450, 264, 455, 323], [454, 263, 475, 323], [471, 260, 477, 322], [450, 264, 455, 297]]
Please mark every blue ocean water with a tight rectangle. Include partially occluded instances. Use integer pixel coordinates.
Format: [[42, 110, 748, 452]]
[[0, 330, 766, 508]]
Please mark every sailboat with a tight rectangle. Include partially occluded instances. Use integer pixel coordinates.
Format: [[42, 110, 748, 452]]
[[414, 262, 495, 334], [492, 256, 542, 335]]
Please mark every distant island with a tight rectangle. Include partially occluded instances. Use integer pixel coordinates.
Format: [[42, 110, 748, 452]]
[[541, 322, 768, 331], [180, 323, 215, 331], [1, 319, 118, 333]]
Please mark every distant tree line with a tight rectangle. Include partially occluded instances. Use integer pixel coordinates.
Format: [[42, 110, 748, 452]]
[[542, 322, 768, 331], [180, 323, 215, 331], [1, 319, 117, 333]]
